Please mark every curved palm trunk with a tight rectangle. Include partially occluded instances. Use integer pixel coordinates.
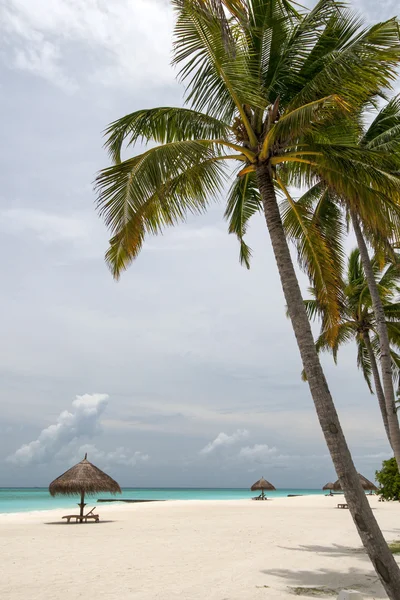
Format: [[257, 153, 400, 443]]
[[362, 330, 391, 443], [351, 211, 400, 469], [256, 163, 400, 599]]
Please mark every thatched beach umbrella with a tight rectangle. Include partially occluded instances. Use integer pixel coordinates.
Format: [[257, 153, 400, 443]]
[[250, 477, 276, 499], [331, 473, 378, 493], [49, 454, 121, 516], [323, 482, 335, 495]]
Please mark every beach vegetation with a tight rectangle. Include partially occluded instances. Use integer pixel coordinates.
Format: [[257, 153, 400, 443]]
[[389, 541, 400, 554], [376, 457, 400, 501]]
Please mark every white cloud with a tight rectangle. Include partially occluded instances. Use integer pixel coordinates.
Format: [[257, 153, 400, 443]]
[[8, 393, 109, 465], [238, 444, 278, 462], [200, 429, 249, 455], [76, 443, 149, 467], [0, 0, 175, 91]]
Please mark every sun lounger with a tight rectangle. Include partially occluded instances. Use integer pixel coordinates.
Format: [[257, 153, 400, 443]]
[[337, 503, 348, 509], [62, 507, 99, 523]]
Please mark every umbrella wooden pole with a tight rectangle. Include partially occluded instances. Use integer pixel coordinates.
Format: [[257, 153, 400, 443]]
[[79, 490, 86, 517]]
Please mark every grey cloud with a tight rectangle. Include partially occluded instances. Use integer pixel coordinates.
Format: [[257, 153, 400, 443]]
[[74, 444, 149, 467], [238, 444, 278, 462], [0, 0, 175, 91]]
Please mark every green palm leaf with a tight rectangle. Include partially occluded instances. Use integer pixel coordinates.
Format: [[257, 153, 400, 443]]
[[280, 180, 344, 339], [363, 95, 400, 154], [103, 107, 233, 164], [356, 333, 373, 392], [287, 15, 400, 109], [305, 246, 400, 392], [261, 95, 349, 158], [172, 0, 265, 135], [224, 172, 262, 268], [100, 154, 229, 278], [96, 141, 229, 233]]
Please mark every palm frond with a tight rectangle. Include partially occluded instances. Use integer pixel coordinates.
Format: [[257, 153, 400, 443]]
[[96, 140, 229, 233], [304, 298, 322, 321], [383, 303, 400, 322], [356, 333, 373, 392], [370, 334, 400, 378], [224, 172, 262, 268], [363, 95, 400, 156], [287, 15, 400, 109], [261, 95, 349, 158], [280, 178, 344, 341], [267, 0, 348, 102], [103, 107, 232, 163], [172, 0, 265, 137], [386, 322, 400, 349], [95, 143, 231, 277]]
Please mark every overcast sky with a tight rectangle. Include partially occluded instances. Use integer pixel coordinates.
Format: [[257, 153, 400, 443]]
[[1, 0, 399, 489]]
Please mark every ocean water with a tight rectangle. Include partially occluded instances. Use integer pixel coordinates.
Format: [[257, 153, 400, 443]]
[[0, 488, 327, 514]]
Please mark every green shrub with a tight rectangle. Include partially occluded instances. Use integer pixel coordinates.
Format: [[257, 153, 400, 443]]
[[375, 457, 400, 501], [389, 541, 400, 554]]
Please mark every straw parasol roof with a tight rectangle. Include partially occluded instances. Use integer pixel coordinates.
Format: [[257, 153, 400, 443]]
[[49, 454, 121, 497], [250, 477, 276, 492], [322, 482, 335, 490], [49, 454, 121, 516], [331, 473, 378, 492]]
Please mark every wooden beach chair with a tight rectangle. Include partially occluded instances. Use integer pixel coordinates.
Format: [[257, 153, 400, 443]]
[[62, 507, 100, 523]]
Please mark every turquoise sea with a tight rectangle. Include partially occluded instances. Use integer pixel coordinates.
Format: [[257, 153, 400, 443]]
[[0, 488, 327, 514]]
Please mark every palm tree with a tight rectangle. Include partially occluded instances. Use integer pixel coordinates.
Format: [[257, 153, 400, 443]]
[[353, 99, 400, 469], [305, 248, 400, 443], [95, 1, 400, 594], [283, 96, 400, 467]]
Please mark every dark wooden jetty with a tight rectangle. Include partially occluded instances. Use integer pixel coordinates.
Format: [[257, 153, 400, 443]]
[[97, 498, 164, 503]]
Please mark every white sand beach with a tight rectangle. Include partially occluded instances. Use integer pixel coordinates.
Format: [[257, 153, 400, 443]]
[[1, 495, 399, 600]]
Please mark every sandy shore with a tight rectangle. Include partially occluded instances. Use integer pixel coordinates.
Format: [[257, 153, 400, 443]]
[[1, 495, 399, 599]]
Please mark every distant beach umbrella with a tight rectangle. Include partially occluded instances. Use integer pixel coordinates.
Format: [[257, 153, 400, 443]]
[[250, 477, 276, 499], [331, 473, 378, 493], [322, 482, 335, 495], [49, 454, 121, 517]]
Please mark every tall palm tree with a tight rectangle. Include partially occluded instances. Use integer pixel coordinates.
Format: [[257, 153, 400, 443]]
[[282, 96, 400, 467], [305, 248, 400, 442], [95, 1, 400, 594], [352, 99, 400, 469]]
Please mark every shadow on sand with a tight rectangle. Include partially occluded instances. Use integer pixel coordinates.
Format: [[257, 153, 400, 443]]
[[260, 566, 384, 598], [44, 519, 116, 526], [277, 543, 368, 558]]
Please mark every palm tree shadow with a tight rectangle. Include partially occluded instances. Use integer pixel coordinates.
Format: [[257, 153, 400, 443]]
[[261, 566, 386, 597], [277, 543, 368, 558], [44, 520, 115, 525]]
